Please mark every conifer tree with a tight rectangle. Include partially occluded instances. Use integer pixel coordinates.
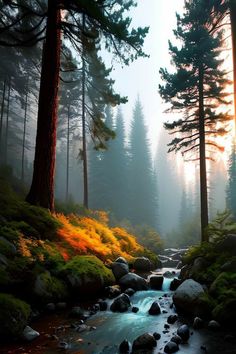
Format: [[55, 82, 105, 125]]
[[159, 0, 231, 241], [128, 97, 157, 228]]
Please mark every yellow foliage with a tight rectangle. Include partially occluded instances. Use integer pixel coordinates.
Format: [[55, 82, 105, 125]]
[[55, 213, 145, 262]]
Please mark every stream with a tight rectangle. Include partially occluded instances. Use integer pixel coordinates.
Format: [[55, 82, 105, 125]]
[[2, 267, 236, 354]]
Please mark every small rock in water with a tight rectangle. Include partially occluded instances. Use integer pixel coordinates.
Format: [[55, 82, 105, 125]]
[[170, 335, 182, 345], [58, 341, 69, 350], [170, 278, 182, 291], [98, 300, 108, 311], [125, 288, 135, 296], [208, 320, 220, 330], [167, 315, 178, 324], [149, 275, 164, 290], [22, 326, 40, 341], [46, 303, 56, 312], [200, 345, 207, 352], [164, 341, 179, 353], [193, 316, 204, 329], [132, 306, 139, 313], [153, 332, 161, 340], [177, 324, 190, 342], [148, 301, 161, 315], [164, 324, 170, 329], [119, 339, 131, 353], [110, 293, 131, 312], [132, 333, 157, 350], [162, 309, 168, 314]]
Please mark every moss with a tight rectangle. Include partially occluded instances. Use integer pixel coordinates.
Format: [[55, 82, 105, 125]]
[[210, 272, 236, 300], [212, 298, 236, 324], [0, 225, 20, 242], [33, 271, 68, 303], [182, 242, 217, 265], [60, 255, 115, 295], [0, 293, 31, 339]]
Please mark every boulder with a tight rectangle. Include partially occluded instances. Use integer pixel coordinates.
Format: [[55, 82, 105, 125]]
[[110, 293, 131, 312], [149, 275, 164, 290], [163, 271, 176, 278], [212, 299, 236, 325], [177, 324, 190, 342], [179, 265, 191, 280], [132, 306, 139, 313], [115, 257, 128, 265], [124, 288, 135, 296], [97, 300, 108, 311], [133, 257, 151, 272], [34, 271, 68, 302], [189, 257, 209, 277], [22, 326, 40, 341], [148, 301, 161, 315], [170, 335, 182, 345], [153, 332, 161, 340], [208, 320, 221, 330], [164, 341, 179, 353], [167, 315, 178, 324], [173, 279, 206, 316], [221, 259, 236, 272], [119, 273, 148, 291], [119, 339, 131, 353], [216, 234, 236, 255], [132, 333, 156, 351], [111, 262, 129, 280]]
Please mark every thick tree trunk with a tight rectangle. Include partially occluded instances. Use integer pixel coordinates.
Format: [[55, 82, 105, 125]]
[[66, 105, 70, 201], [26, 0, 61, 210], [82, 14, 88, 209], [198, 65, 209, 242], [230, 0, 236, 135], [0, 78, 6, 160], [22, 86, 28, 182], [5, 78, 11, 165]]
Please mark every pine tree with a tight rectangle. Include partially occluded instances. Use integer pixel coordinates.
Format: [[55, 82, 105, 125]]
[[128, 97, 157, 229], [159, 0, 232, 242]]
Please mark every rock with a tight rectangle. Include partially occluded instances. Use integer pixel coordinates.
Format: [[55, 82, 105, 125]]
[[173, 279, 206, 316], [208, 320, 220, 330], [56, 302, 67, 310], [34, 272, 68, 302], [153, 332, 161, 340], [177, 324, 190, 342], [119, 339, 131, 353], [170, 278, 182, 291], [164, 341, 179, 353], [98, 300, 108, 311], [148, 301, 161, 315], [69, 306, 84, 318], [124, 288, 135, 296], [212, 298, 236, 325], [111, 262, 129, 280], [221, 259, 236, 272], [110, 293, 131, 312], [179, 264, 191, 280], [22, 326, 40, 341], [193, 317, 204, 329], [167, 315, 178, 324], [115, 257, 128, 265], [0, 237, 17, 255], [176, 261, 183, 269], [164, 324, 170, 329], [132, 333, 157, 351], [189, 257, 209, 277], [172, 253, 182, 261], [132, 306, 139, 313], [216, 234, 236, 255], [105, 285, 121, 299], [163, 271, 175, 278], [170, 335, 182, 345], [133, 257, 151, 272], [119, 273, 148, 291], [46, 303, 55, 312], [149, 275, 164, 290], [58, 341, 69, 350]]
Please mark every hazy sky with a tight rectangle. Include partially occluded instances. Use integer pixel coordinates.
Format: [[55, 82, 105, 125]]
[[109, 0, 185, 155]]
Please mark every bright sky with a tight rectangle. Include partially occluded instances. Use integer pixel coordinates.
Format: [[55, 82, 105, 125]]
[[109, 0, 185, 156]]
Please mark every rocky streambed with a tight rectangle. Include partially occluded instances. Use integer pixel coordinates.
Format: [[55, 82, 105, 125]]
[[2, 249, 236, 354]]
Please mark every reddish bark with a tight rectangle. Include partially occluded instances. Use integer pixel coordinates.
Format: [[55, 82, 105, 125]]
[[26, 0, 61, 210]]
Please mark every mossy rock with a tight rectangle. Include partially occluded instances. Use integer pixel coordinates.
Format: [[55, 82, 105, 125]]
[[212, 298, 236, 325], [0, 293, 31, 340], [209, 272, 236, 300], [60, 255, 115, 296], [33, 271, 68, 303]]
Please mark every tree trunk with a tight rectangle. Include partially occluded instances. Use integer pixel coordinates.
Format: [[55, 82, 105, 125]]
[[22, 85, 28, 182], [26, 0, 61, 210], [230, 0, 236, 136], [5, 78, 11, 165], [198, 64, 209, 242], [82, 14, 88, 209], [0, 78, 6, 160], [66, 105, 70, 201]]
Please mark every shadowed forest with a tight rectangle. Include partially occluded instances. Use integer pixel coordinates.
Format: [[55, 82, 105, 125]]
[[0, 1, 236, 354]]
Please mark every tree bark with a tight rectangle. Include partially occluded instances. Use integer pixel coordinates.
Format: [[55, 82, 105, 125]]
[[82, 14, 88, 209], [26, 0, 61, 210], [66, 105, 70, 201], [22, 84, 28, 182], [198, 64, 209, 242], [5, 78, 11, 165], [0, 78, 6, 160], [230, 0, 236, 136]]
